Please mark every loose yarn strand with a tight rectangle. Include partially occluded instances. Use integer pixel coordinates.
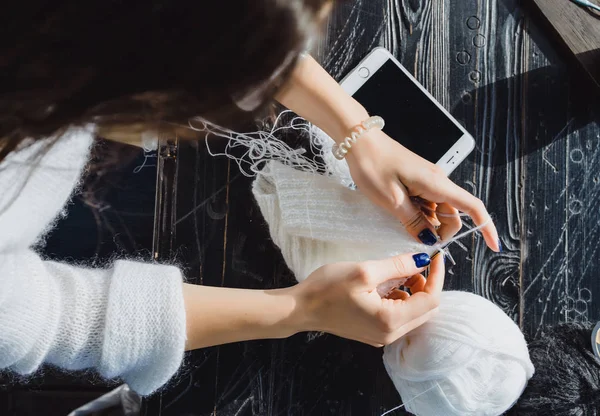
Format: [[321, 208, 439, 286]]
[[436, 217, 492, 250], [379, 384, 439, 416], [187, 111, 327, 178]]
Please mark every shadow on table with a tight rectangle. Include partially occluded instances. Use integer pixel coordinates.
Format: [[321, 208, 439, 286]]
[[576, 48, 600, 90], [452, 50, 599, 168], [460, 0, 600, 167]]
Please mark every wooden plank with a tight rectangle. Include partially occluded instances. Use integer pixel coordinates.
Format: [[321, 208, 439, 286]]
[[449, 0, 526, 320], [560, 121, 600, 325], [519, 34, 574, 336], [517, 7, 600, 335], [528, 0, 600, 89], [520, 69, 600, 335]]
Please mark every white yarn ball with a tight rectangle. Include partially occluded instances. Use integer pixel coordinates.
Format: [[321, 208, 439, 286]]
[[383, 291, 534, 416]]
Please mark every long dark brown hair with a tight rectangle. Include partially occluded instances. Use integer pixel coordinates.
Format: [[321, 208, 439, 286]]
[[0, 0, 331, 162]]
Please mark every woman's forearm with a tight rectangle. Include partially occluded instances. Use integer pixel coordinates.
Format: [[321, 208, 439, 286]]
[[276, 54, 368, 143], [182, 283, 302, 350]]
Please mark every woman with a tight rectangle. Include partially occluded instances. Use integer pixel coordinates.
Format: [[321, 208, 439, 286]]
[[0, 1, 500, 395]]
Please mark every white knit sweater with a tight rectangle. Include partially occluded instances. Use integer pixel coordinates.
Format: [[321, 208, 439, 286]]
[[0, 127, 186, 396]]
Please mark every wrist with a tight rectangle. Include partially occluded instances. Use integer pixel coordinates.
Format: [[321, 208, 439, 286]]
[[287, 281, 327, 334], [327, 101, 370, 144], [257, 287, 303, 339]]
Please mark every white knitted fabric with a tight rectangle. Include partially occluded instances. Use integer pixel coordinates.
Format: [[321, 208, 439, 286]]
[[0, 128, 186, 396], [383, 291, 535, 416], [252, 161, 433, 283]]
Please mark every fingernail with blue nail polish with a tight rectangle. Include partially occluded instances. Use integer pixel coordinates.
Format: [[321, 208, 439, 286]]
[[413, 253, 431, 268], [498, 239, 503, 252], [418, 229, 437, 246]]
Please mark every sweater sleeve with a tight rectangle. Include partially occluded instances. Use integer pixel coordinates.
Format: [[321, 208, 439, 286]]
[[0, 250, 186, 396]]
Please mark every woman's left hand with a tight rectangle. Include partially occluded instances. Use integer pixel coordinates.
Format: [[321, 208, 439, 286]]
[[345, 128, 501, 251], [275, 54, 500, 251]]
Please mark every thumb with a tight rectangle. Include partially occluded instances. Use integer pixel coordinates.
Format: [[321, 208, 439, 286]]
[[366, 252, 431, 289]]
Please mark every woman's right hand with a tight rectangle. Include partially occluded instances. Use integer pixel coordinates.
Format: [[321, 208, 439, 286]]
[[293, 252, 444, 347], [183, 252, 443, 350]]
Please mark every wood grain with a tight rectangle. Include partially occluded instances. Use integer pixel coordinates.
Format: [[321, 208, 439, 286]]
[[528, 0, 600, 88]]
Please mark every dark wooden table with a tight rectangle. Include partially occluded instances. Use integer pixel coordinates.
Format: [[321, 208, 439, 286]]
[[145, 0, 600, 415]]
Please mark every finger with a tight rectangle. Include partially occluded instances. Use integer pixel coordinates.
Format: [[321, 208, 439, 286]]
[[421, 199, 437, 211], [390, 182, 440, 246], [439, 181, 500, 252], [435, 203, 462, 241], [387, 289, 410, 301], [422, 250, 445, 295], [405, 274, 426, 294], [365, 252, 432, 287], [413, 197, 438, 217], [386, 308, 439, 342], [420, 203, 441, 227], [387, 254, 445, 324], [410, 196, 434, 209], [376, 277, 407, 297], [389, 292, 440, 325], [403, 274, 422, 287]]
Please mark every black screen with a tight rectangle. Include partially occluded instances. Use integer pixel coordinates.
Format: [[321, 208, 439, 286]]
[[352, 60, 463, 163]]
